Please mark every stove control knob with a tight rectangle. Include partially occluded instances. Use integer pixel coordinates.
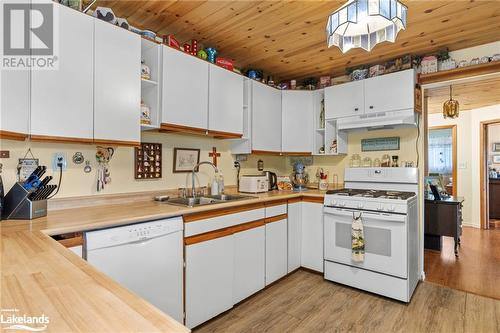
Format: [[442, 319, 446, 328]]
[[332, 200, 337, 206], [387, 205, 396, 212], [357, 203, 364, 209], [377, 205, 384, 211]]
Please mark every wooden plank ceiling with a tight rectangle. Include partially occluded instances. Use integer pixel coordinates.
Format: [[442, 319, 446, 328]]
[[92, 0, 500, 80], [426, 77, 500, 113]]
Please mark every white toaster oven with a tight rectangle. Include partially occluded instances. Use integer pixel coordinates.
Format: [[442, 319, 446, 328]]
[[239, 175, 268, 193]]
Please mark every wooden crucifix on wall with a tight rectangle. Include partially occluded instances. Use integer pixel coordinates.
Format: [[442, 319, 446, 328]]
[[209, 147, 221, 167]]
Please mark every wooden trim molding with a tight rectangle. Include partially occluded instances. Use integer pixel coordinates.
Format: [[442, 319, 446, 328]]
[[160, 123, 208, 136], [160, 123, 242, 139], [418, 62, 500, 85], [302, 196, 324, 203], [93, 139, 141, 147], [56, 232, 83, 248], [479, 118, 500, 229], [30, 134, 94, 145], [207, 130, 243, 139], [30, 135, 139, 147], [183, 202, 265, 223], [265, 199, 288, 207], [0, 130, 27, 141], [282, 152, 312, 156], [231, 219, 266, 234], [265, 214, 288, 224], [184, 218, 266, 245], [251, 150, 283, 156], [288, 197, 303, 204]]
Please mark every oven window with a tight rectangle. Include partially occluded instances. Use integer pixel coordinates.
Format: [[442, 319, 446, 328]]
[[335, 223, 392, 257]]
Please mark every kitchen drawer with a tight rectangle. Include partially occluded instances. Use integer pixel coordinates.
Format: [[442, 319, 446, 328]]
[[324, 261, 408, 302], [265, 204, 287, 218], [185, 208, 265, 237]]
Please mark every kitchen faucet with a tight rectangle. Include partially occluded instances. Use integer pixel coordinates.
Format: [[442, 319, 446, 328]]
[[192, 161, 219, 198]]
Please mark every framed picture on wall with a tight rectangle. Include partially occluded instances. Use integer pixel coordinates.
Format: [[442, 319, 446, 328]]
[[493, 143, 500, 152], [493, 155, 500, 163], [173, 148, 200, 173]]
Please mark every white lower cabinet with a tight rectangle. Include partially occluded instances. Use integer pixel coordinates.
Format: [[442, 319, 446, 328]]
[[185, 235, 234, 329], [233, 226, 266, 304], [265, 219, 288, 285], [301, 202, 324, 273], [287, 202, 302, 273]]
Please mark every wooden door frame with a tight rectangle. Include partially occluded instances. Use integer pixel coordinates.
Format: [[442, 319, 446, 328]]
[[428, 125, 458, 197], [480, 119, 500, 229]]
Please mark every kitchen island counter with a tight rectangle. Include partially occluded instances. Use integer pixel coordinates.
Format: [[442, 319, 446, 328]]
[[1, 188, 333, 332]]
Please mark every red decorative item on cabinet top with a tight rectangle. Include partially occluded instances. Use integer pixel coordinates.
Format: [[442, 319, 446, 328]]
[[216, 57, 234, 71], [164, 34, 180, 49]]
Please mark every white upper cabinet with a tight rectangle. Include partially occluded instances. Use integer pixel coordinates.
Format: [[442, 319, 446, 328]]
[[162, 46, 209, 130], [325, 80, 364, 119], [281, 91, 313, 154], [94, 20, 141, 144], [30, 4, 94, 141], [364, 69, 415, 114], [252, 82, 282, 152], [208, 65, 244, 135], [1, 70, 29, 138]]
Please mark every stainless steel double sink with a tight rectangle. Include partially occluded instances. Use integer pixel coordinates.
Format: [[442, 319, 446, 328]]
[[164, 194, 255, 207]]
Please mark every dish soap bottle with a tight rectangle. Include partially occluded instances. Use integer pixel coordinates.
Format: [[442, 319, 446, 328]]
[[211, 176, 219, 195]]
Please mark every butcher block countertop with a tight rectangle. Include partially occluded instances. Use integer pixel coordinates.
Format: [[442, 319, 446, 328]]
[[1, 188, 330, 332]]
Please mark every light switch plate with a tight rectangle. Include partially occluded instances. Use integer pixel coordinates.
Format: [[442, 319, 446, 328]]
[[458, 162, 467, 169]]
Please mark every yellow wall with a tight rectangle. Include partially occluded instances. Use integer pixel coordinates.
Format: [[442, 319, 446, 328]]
[[1, 127, 419, 199], [428, 104, 500, 227], [284, 127, 420, 183], [0, 132, 285, 198]]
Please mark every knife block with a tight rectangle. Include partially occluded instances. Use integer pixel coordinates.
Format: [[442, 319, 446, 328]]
[[2, 182, 47, 220]]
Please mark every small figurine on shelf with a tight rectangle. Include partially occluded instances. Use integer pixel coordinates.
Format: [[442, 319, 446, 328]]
[[319, 99, 325, 129], [191, 39, 198, 56], [141, 60, 151, 80], [205, 47, 217, 63], [140, 101, 151, 125], [183, 43, 191, 54], [197, 49, 208, 60]]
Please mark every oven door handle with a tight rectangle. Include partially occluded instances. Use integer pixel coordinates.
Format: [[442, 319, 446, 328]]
[[324, 207, 406, 223]]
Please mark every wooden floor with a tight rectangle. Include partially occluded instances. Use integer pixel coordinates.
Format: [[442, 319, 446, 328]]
[[425, 226, 500, 300], [195, 270, 500, 333], [490, 219, 500, 229]]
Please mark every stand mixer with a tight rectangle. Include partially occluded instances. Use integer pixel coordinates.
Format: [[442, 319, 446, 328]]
[[291, 162, 309, 192]]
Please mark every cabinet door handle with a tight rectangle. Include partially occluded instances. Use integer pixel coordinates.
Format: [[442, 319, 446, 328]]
[[369, 106, 374, 109], [354, 108, 359, 111]]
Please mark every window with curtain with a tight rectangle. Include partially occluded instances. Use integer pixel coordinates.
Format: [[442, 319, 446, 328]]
[[428, 128, 453, 174]]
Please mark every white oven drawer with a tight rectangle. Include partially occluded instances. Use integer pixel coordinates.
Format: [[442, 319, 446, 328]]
[[323, 208, 407, 278]]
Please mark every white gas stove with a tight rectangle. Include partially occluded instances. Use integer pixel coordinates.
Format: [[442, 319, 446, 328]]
[[323, 168, 419, 303]]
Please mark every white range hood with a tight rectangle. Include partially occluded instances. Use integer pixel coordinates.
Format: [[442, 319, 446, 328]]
[[337, 109, 417, 131]]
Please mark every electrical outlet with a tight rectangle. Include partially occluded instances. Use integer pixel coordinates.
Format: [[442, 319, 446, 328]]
[[52, 152, 67, 171]]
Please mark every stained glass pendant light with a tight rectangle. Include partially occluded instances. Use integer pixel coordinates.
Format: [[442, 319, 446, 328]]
[[443, 85, 459, 119], [326, 0, 407, 53]]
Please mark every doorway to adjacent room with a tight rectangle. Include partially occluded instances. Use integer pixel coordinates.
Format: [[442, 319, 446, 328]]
[[422, 74, 500, 300], [481, 121, 500, 229]]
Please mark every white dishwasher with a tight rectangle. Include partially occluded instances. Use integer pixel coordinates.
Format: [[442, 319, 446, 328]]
[[84, 217, 184, 323]]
